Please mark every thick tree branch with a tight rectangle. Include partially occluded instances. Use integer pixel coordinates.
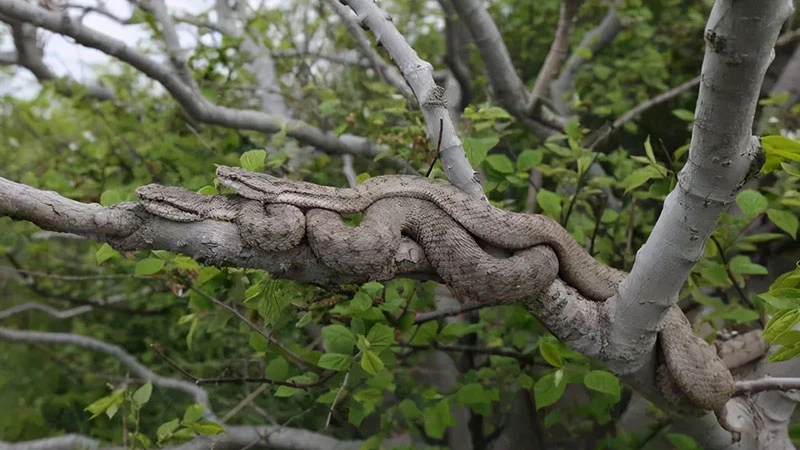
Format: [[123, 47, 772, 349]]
[[0, 0, 383, 158], [342, 0, 485, 198], [0, 326, 215, 418], [605, 1, 794, 447]]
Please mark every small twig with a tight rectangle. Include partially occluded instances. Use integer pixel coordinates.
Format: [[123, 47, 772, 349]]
[[185, 282, 314, 370], [734, 376, 800, 396], [413, 303, 488, 324], [613, 76, 701, 130], [342, 154, 357, 188], [709, 235, 752, 308], [425, 119, 444, 177], [776, 27, 800, 46], [325, 371, 350, 429], [150, 344, 199, 381], [221, 383, 273, 424], [396, 341, 530, 361], [561, 152, 600, 226]]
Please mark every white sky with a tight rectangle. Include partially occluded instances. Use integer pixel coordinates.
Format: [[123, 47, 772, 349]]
[[0, 0, 216, 97]]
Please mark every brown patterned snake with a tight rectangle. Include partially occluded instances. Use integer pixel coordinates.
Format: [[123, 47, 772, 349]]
[[137, 166, 735, 427]]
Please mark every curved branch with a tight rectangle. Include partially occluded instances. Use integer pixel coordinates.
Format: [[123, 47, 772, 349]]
[[342, 0, 485, 198], [0, 0, 382, 158], [0, 326, 215, 418]]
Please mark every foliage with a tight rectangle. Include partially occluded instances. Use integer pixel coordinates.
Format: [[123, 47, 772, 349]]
[[0, 0, 799, 449]]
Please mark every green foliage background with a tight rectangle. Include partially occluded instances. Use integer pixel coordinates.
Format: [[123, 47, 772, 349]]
[[1, 0, 799, 448]]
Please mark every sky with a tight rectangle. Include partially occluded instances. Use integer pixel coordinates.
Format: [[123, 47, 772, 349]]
[[0, 0, 216, 97]]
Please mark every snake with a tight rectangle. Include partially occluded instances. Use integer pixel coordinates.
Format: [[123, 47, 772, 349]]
[[137, 166, 736, 424]]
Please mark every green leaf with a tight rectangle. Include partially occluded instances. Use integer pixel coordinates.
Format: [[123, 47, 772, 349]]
[[265, 357, 289, 381], [240, 149, 266, 172], [156, 419, 180, 444], [322, 324, 356, 354], [517, 149, 543, 172], [759, 288, 800, 310], [365, 323, 395, 354], [564, 116, 582, 142], [361, 281, 384, 297], [767, 209, 799, 238], [423, 400, 454, 439], [735, 190, 768, 218], [349, 292, 372, 313], [132, 382, 153, 408], [398, 399, 422, 420], [456, 383, 494, 405], [583, 370, 620, 399], [728, 255, 768, 276], [534, 370, 566, 409], [463, 136, 499, 167], [536, 189, 562, 219], [439, 322, 482, 340], [671, 109, 694, 122], [100, 188, 127, 206], [485, 154, 514, 174], [135, 257, 165, 275], [538, 340, 564, 368], [360, 351, 384, 375], [296, 311, 312, 328], [190, 422, 225, 436], [182, 404, 206, 424], [249, 332, 268, 353], [764, 309, 800, 343], [85, 390, 124, 420], [666, 433, 701, 450], [644, 136, 657, 164], [96, 243, 120, 265], [623, 166, 663, 193], [318, 353, 353, 371], [411, 321, 438, 345], [767, 342, 800, 362]]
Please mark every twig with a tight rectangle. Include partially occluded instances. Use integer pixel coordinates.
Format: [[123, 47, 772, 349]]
[[709, 235, 753, 308], [413, 303, 488, 324], [425, 119, 444, 177], [185, 282, 314, 370], [342, 154, 357, 188], [0, 302, 93, 320], [613, 76, 701, 130], [325, 371, 350, 429], [734, 376, 800, 396]]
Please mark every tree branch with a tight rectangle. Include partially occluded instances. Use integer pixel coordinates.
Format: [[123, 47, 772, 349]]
[[324, 0, 413, 101], [0, 326, 215, 418], [449, 0, 565, 137], [0, 424, 412, 450], [527, 0, 582, 114], [342, 0, 485, 199], [0, 0, 383, 158], [549, 5, 622, 115]]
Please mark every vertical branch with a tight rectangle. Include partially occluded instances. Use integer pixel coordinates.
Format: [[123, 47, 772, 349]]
[[342, 0, 485, 199], [527, 0, 582, 114]]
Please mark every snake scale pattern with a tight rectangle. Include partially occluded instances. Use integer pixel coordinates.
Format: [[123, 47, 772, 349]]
[[136, 166, 735, 424]]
